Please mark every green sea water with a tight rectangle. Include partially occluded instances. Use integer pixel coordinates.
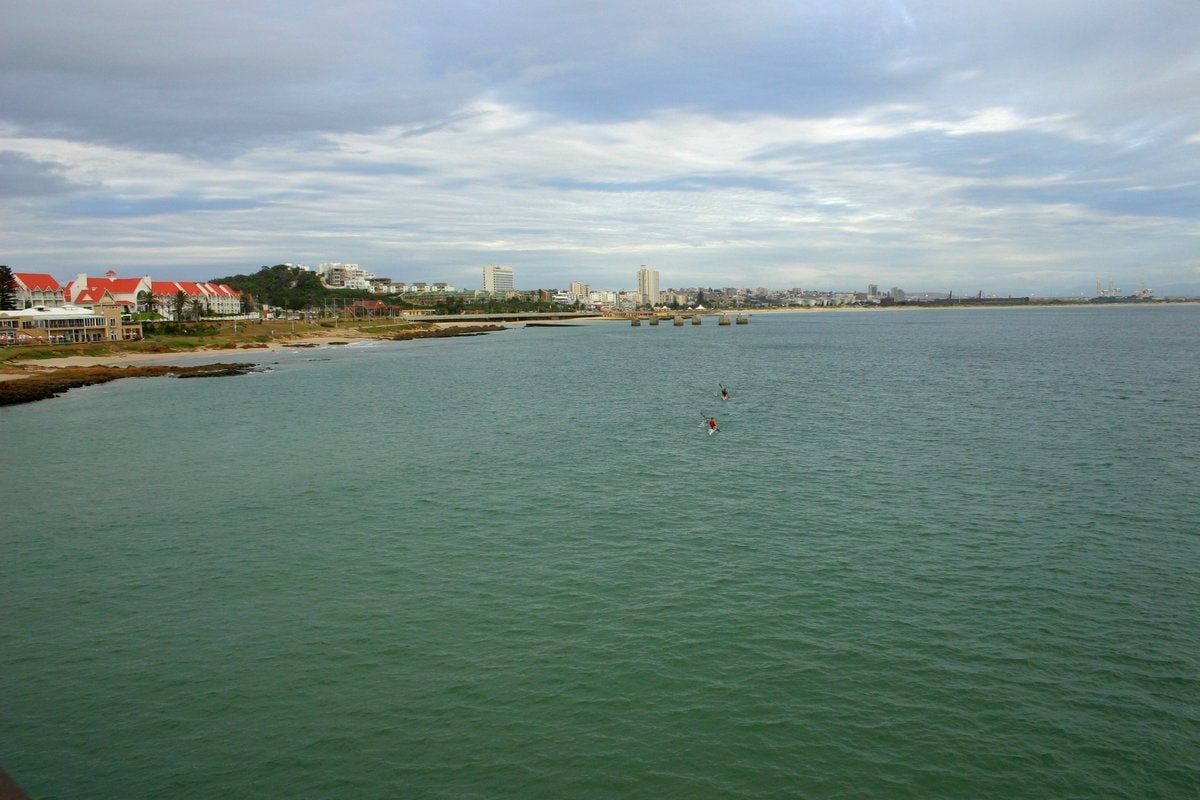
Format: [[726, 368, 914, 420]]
[[2, 306, 1198, 799]]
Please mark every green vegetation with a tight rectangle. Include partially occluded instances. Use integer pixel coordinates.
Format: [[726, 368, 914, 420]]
[[0, 265, 16, 311], [211, 264, 356, 310]]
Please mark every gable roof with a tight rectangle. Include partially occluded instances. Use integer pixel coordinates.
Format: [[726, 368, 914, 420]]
[[63, 274, 149, 302], [149, 280, 240, 299], [14, 273, 63, 291], [72, 286, 117, 304]]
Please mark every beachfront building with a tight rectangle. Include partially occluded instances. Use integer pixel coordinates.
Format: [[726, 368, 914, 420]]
[[64, 272, 151, 312], [149, 281, 244, 319], [0, 303, 142, 345], [12, 273, 65, 309], [483, 265, 514, 293], [637, 266, 660, 307]]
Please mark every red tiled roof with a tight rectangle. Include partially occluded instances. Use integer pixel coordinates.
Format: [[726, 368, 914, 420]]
[[14, 273, 63, 291], [174, 282, 206, 296], [106, 278, 145, 292], [73, 287, 114, 303]]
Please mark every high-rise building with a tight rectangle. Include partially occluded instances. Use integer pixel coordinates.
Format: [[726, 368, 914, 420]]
[[636, 266, 660, 306], [483, 265, 514, 293]]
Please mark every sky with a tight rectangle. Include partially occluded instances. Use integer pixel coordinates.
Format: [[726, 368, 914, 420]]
[[2, 0, 1199, 297]]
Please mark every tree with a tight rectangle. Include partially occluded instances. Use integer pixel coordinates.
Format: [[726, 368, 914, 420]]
[[210, 264, 330, 310], [173, 290, 187, 321], [0, 265, 16, 310], [139, 289, 157, 316], [190, 298, 204, 322]]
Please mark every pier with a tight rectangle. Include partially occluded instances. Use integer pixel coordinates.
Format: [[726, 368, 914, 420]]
[[622, 312, 749, 327]]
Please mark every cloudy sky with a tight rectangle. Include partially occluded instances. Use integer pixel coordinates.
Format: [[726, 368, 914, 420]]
[[2, 1, 1198, 296]]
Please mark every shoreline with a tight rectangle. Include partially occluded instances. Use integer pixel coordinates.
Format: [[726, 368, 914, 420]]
[[0, 336, 353, 379], [0, 324, 505, 401], [4, 335, 361, 371], [1, 323, 511, 376]]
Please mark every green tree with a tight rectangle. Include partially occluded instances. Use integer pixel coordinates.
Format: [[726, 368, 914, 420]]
[[0, 265, 16, 310], [173, 290, 188, 321], [139, 289, 157, 316], [190, 298, 204, 321], [210, 264, 331, 310]]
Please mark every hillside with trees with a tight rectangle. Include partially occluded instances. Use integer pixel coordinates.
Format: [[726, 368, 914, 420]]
[[209, 264, 359, 310]]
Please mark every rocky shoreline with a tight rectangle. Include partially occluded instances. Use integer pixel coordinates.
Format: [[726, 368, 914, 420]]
[[0, 363, 261, 406], [0, 324, 507, 406]]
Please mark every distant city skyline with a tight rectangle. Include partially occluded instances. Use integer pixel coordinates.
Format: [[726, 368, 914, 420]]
[[2, 2, 1198, 297], [8, 261, 1185, 301]]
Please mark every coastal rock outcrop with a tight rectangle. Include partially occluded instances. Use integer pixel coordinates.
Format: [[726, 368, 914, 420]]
[[0, 363, 258, 406]]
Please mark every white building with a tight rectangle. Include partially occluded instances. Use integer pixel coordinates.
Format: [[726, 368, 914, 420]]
[[11, 273, 65, 308], [483, 265, 514, 293], [149, 281, 243, 318], [317, 262, 377, 291], [588, 290, 619, 309], [637, 266, 660, 306]]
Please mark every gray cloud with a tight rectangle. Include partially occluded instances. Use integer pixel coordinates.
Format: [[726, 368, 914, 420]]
[[0, 151, 84, 196], [1, 0, 1198, 295]]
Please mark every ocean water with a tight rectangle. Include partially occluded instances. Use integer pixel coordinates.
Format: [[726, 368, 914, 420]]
[[2, 306, 1198, 799]]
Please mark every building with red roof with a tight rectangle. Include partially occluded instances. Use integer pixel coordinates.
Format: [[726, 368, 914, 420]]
[[8, 270, 242, 321], [64, 273, 151, 312], [149, 280, 243, 319], [12, 273, 65, 308]]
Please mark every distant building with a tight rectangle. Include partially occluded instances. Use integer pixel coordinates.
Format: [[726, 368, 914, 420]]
[[589, 290, 618, 309], [483, 265, 514, 293], [637, 266, 660, 306], [317, 262, 376, 290]]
